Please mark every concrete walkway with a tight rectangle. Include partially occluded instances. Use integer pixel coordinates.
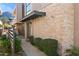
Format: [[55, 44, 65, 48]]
[[21, 39, 46, 56]]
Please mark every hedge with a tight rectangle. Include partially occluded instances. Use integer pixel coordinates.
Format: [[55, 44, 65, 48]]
[[42, 38, 58, 56], [28, 36, 35, 45], [34, 37, 42, 46], [28, 36, 58, 56], [15, 36, 21, 53]]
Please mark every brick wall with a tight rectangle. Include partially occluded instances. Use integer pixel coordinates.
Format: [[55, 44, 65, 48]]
[[28, 4, 74, 55]]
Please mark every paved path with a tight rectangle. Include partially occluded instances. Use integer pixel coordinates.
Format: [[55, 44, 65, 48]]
[[21, 39, 46, 56]]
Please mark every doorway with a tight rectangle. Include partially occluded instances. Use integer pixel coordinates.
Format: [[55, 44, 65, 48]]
[[27, 22, 32, 39]]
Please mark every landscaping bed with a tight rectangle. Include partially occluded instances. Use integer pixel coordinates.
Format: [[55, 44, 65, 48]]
[[28, 36, 58, 56]]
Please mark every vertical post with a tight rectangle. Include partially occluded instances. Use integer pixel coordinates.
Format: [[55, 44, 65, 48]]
[[11, 26, 15, 56], [11, 39, 15, 56], [8, 26, 15, 56], [25, 22, 27, 41]]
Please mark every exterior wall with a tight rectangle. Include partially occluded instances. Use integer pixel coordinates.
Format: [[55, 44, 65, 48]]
[[31, 3, 42, 11], [17, 23, 25, 36], [22, 3, 25, 18], [25, 4, 74, 55], [13, 3, 79, 56], [31, 3, 50, 12], [14, 3, 25, 36], [16, 3, 23, 21], [74, 4, 79, 47]]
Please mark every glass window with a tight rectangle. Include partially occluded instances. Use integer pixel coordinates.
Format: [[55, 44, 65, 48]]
[[26, 3, 30, 7], [25, 3, 31, 15]]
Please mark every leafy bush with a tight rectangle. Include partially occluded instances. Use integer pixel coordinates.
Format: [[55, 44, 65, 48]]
[[34, 37, 42, 47], [66, 47, 79, 56], [2, 39, 11, 54], [15, 36, 21, 53], [0, 35, 22, 55], [28, 36, 35, 45], [0, 35, 7, 40], [41, 39, 58, 56], [28, 36, 58, 56], [0, 35, 11, 55]]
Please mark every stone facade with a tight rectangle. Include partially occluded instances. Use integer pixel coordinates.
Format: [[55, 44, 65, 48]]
[[12, 3, 79, 56], [74, 4, 79, 48], [24, 4, 74, 55]]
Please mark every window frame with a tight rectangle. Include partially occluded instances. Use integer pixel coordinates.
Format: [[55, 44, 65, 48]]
[[25, 3, 31, 16]]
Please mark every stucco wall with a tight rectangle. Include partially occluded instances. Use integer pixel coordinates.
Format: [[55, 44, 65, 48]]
[[28, 4, 74, 55]]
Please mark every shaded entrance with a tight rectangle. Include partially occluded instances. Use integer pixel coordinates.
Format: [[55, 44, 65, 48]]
[[27, 22, 32, 39]]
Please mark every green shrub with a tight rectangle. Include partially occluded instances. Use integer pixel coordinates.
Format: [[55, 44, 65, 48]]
[[0, 36, 11, 55], [15, 36, 21, 53], [0, 35, 7, 40], [66, 47, 79, 56], [2, 39, 11, 54], [0, 35, 10, 50], [34, 37, 42, 48], [41, 39, 58, 56], [28, 36, 35, 45], [0, 35, 22, 55], [29, 36, 58, 56], [38, 39, 45, 51]]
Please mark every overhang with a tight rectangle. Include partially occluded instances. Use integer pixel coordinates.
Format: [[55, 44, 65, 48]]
[[20, 10, 46, 22]]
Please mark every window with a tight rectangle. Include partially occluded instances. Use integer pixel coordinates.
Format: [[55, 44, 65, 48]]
[[25, 3, 31, 15]]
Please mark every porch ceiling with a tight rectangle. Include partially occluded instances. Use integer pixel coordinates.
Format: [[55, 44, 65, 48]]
[[20, 10, 46, 22]]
